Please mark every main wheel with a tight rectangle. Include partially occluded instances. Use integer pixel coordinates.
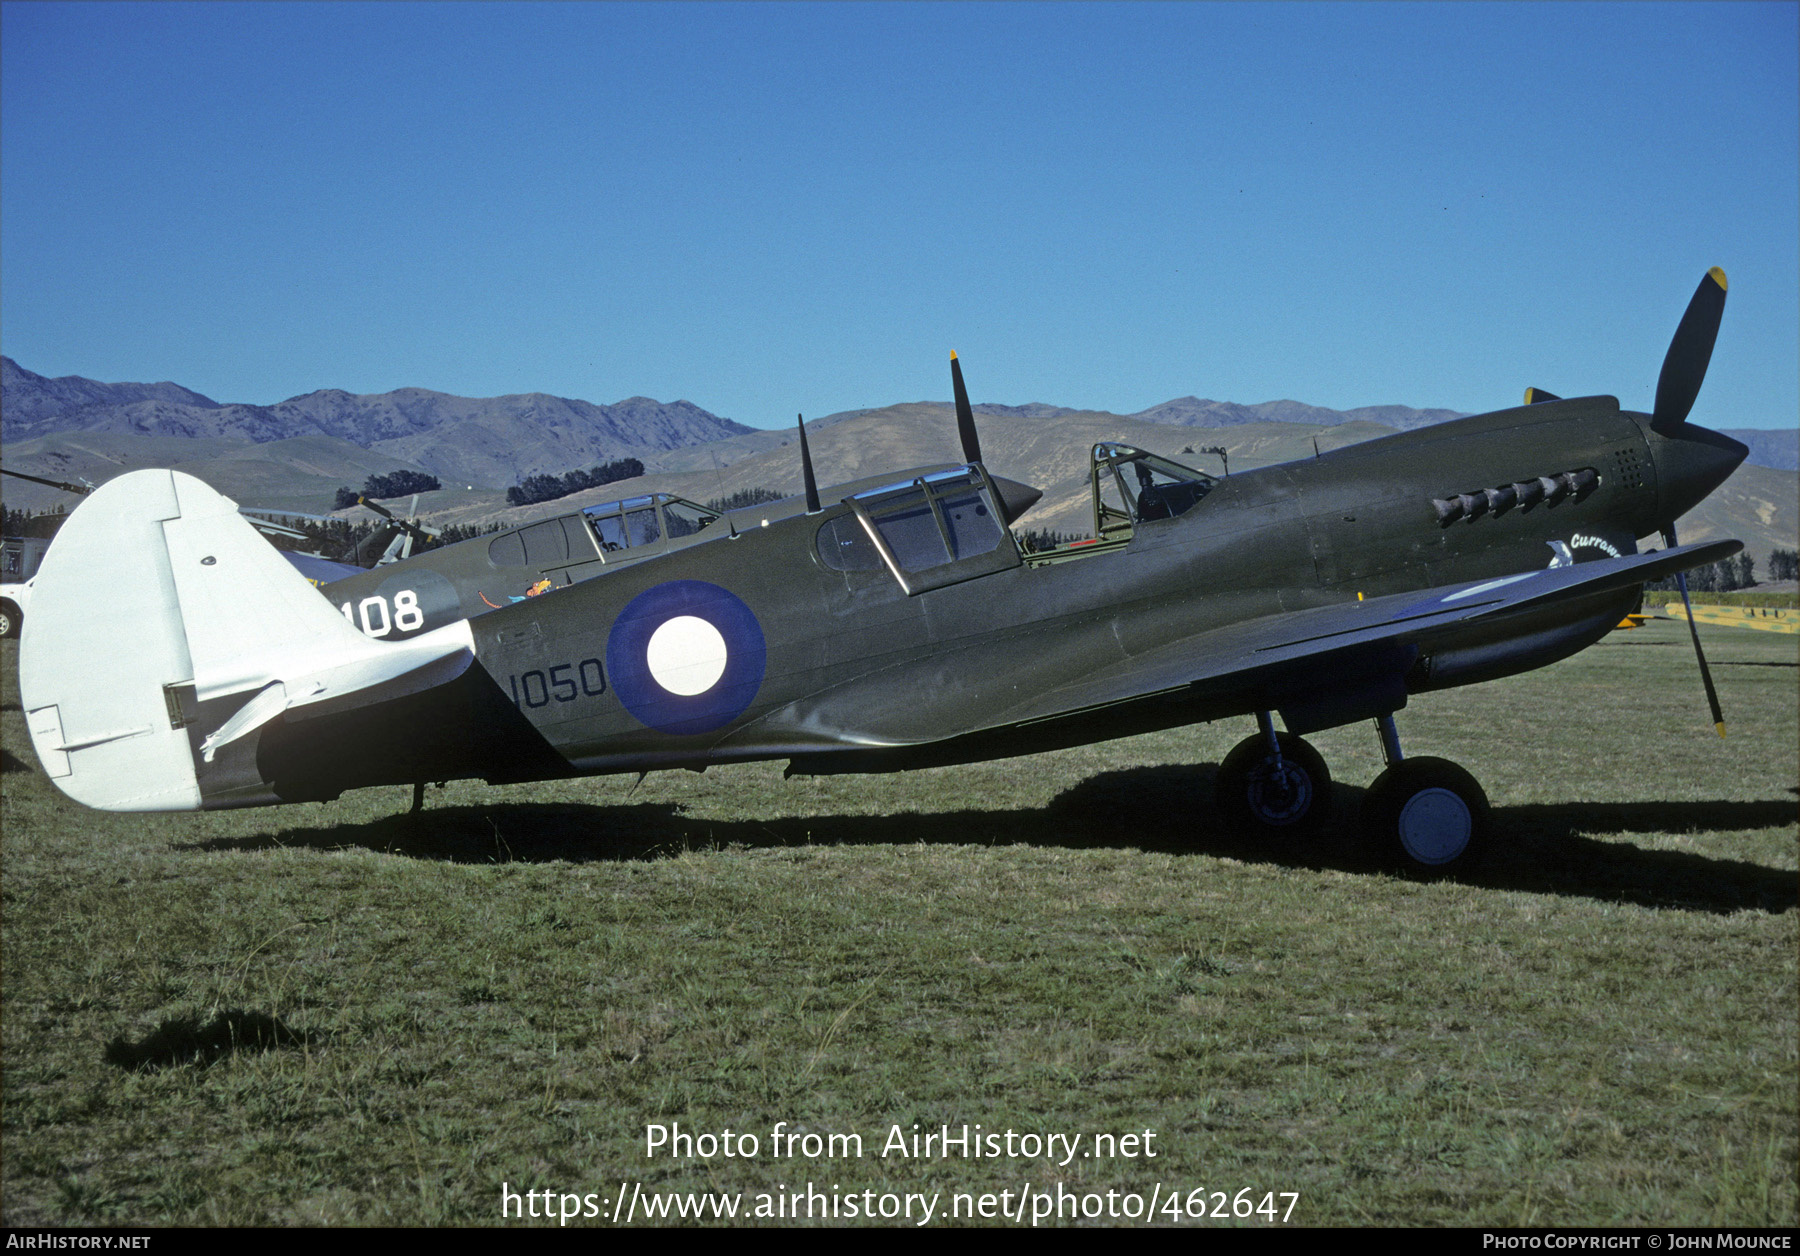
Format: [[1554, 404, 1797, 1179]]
[[1361, 756, 1489, 875], [1215, 732, 1331, 838], [0, 600, 17, 640]]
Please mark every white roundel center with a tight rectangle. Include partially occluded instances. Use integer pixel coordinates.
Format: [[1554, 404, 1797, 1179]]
[[645, 615, 729, 696]]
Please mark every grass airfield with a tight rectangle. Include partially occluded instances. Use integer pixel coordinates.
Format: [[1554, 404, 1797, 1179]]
[[1, 620, 1794, 1228]]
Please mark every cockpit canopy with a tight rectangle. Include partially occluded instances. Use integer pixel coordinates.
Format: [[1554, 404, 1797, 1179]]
[[1090, 443, 1218, 541], [486, 493, 722, 569], [816, 466, 1020, 595], [580, 493, 719, 553]]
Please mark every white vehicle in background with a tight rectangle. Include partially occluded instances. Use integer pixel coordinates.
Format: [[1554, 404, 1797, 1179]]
[[2, 536, 52, 639]]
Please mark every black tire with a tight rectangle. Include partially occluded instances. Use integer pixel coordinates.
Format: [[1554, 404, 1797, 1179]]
[[1215, 731, 1332, 838], [0, 600, 18, 640], [1361, 756, 1489, 875]]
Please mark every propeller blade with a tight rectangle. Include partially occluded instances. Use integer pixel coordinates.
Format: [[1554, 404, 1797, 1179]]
[[403, 493, 441, 537], [1523, 387, 1561, 405], [1674, 571, 1727, 738], [357, 495, 438, 543], [797, 413, 821, 514], [350, 522, 406, 568], [1652, 267, 1727, 434], [1662, 523, 1726, 738], [950, 351, 982, 465]]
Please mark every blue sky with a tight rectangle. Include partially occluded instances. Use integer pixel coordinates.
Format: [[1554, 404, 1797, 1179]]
[[3, 1, 1795, 430]]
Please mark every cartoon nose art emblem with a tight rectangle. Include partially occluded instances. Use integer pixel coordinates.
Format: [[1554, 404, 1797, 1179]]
[[606, 580, 767, 735]]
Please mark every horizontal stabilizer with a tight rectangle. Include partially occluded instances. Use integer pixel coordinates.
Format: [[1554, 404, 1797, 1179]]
[[20, 470, 474, 811]]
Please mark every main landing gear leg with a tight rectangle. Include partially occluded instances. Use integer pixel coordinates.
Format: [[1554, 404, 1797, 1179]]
[[1215, 712, 1331, 838], [1360, 714, 1489, 875]]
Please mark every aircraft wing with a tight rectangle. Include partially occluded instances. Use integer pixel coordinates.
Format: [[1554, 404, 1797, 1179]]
[[770, 540, 1741, 757], [989, 540, 1743, 731]]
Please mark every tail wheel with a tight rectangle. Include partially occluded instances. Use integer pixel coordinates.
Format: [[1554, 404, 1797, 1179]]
[[1216, 732, 1331, 837], [1362, 756, 1489, 875]]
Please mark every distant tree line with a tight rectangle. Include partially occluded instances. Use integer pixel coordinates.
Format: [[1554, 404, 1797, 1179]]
[[1013, 528, 1086, 554], [1646, 553, 1763, 594], [1765, 548, 1798, 583], [1, 503, 496, 565], [333, 470, 442, 510], [256, 515, 496, 562], [2, 503, 68, 540], [705, 487, 785, 512], [506, 458, 645, 508]]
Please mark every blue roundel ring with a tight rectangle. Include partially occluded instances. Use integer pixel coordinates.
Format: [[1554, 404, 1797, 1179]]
[[605, 580, 767, 735]]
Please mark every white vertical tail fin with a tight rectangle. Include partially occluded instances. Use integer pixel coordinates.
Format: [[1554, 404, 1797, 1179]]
[[20, 470, 473, 812]]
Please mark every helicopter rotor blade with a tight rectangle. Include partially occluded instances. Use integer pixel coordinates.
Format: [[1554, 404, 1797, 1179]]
[[1, 466, 94, 496]]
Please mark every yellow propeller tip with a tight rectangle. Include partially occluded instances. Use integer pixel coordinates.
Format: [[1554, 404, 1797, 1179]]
[[1714, 722, 1727, 739], [1707, 266, 1727, 292], [950, 350, 959, 360]]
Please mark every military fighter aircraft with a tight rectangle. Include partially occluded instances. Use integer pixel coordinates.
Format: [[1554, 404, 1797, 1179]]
[[18, 270, 1747, 874]]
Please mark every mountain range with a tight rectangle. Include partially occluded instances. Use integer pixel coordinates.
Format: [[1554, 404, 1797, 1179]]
[[1, 357, 756, 489], [3, 357, 1793, 564]]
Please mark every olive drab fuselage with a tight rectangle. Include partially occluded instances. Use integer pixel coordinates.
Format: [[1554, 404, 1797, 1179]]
[[189, 393, 1742, 807]]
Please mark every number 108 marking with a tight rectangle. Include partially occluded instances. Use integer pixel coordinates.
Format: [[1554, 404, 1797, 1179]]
[[340, 589, 425, 637]]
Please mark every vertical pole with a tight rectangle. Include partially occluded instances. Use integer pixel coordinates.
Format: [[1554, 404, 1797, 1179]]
[[1256, 710, 1284, 769], [1376, 715, 1404, 767]]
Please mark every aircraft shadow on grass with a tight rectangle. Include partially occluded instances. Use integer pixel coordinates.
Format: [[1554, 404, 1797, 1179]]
[[103, 1008, 317, 1073], [178, 764, 1798, 917]]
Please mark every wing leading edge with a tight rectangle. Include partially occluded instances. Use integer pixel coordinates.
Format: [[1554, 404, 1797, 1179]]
[[781, 541, 1740, 772]]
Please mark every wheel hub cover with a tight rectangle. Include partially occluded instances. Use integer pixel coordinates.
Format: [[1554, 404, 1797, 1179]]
[[1398, 787, 1472, 865], [1248, 761, 1312, 825]]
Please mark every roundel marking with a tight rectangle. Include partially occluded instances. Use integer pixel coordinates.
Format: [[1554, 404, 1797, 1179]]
[[646, 615, 729, 696], [606, 581, 767, 735]]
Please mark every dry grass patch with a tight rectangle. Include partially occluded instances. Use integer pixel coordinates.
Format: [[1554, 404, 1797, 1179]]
[[2, 621, 1794, 1226]]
